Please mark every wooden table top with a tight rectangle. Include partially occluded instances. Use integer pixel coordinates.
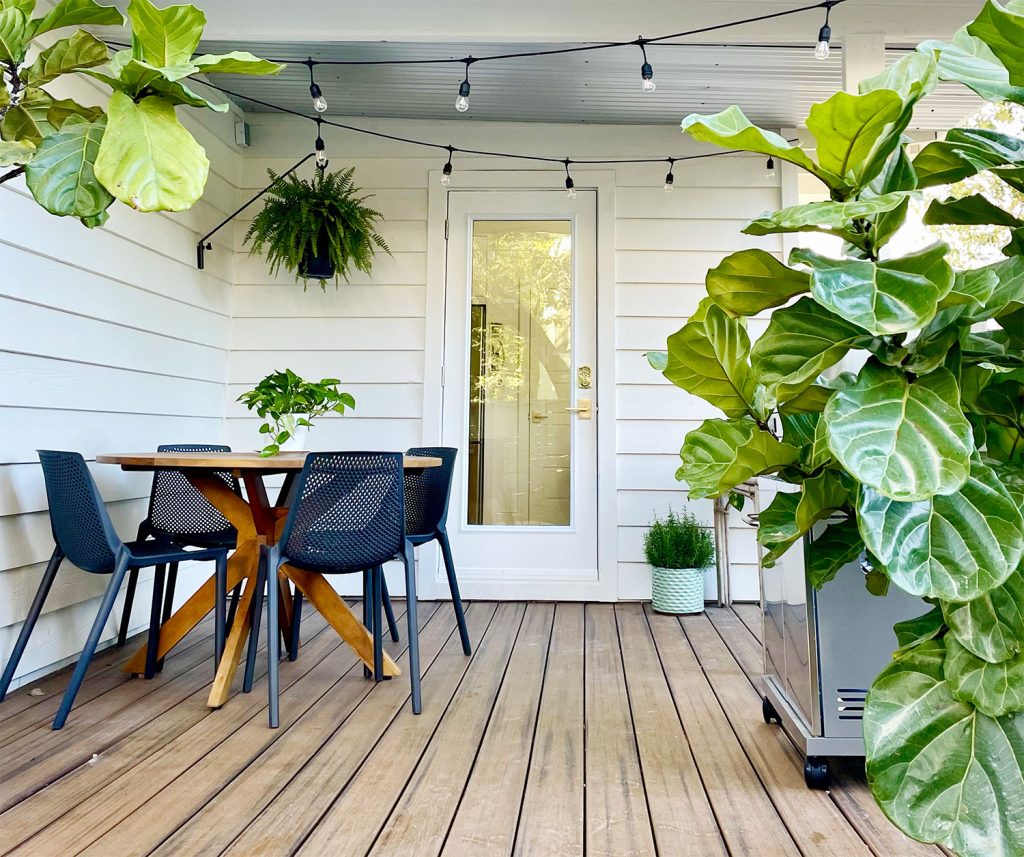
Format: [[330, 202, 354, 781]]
[[96, 451, 442, 471]]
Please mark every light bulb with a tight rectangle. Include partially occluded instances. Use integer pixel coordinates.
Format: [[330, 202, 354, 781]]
[[567, 186, 577, 200], [663, 172, 674, 192], [766, 157, 776, 178], [315, 135, 327, 168], [441, 162, 453, 185], [815, 24, 831, 60], [455, 79, 471, 113], [642, 78, 656, 93], [641, 61, 655, 93], [309, 82, 327, 113]]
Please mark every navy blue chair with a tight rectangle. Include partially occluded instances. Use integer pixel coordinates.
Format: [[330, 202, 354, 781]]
[[118, 444, 240, 656], [0, 452, 228, 729], [260, 452, 421, 727]]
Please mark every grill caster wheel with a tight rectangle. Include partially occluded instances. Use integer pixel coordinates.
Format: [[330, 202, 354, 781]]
[[762, 695, 781, 725], [804, 756, 831, 790]]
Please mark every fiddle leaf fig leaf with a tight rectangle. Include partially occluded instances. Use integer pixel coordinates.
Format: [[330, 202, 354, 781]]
[[24, 115, 113, 219], [24, 29, 108, 85], [0, 137, 35, 166], [644, 351, 668, 372], [939, 266, 1001, 309], [806, 516, 863, 588], [944, 635, 1024, 718], [0, 5, 26, 63], [677, 418, 800, 500], [967, 0, 1024, 87], [924, 193, 1024, 228], [1, 86, 53, 145], [919, 26, 1024, 104], [705, 249, 809, 317], [893, 606, 946, 652], [681, 106, 836, 187], [750, 297, 870, 405], [792, 243, 954, 336], [126, 0, 204, 67], [826, 363, 974, 501], [29, 0, 122, 39], [662, 299, 757, 419], [864, 640, 1024, 857], [858, 457, 1024, 601], [758, 471, 851, 566], [859, 50, 939, 103], [191, 50, 285, 76], [742, 193, 912, 240], [94, 93, 209, 212], [944, 569, 1024, 663], [915, 128, 1024, 189]]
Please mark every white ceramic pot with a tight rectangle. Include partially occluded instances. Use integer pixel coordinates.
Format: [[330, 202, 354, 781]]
[[651, 565, 710, 615], [278, 413, 310, 451]]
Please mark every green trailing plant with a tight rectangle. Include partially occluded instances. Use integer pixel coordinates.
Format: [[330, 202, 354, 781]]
[[646, 3, 1024, 854], [237, 369, 355, 456], [643, 509, 715, 570], [0, 0, 282, 225], [243, 166, 390, 288]]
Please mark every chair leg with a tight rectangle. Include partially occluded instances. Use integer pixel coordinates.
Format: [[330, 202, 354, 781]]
[[363, 569, 372, 679], [372, 566, 384, 682], [267, 555, 281, 729], [288, 589, 303, 662], [438, 530, 471, 655], [116, 568, 139, 648], [53, 553, 130, 729], [402, 542, 422, 715], [0, 548, 63, 702], [380, 573, 400, 642], [226, 581, 243, 631], [243, 554, 268, 694], [155, 562, 178, 672], [144, 565, 167, 680], [214, 554, 227, 674]]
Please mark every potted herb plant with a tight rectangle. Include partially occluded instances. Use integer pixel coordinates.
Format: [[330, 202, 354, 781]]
[[643, 509, 715, 615], [243, 166, 390, 287], [237, 369, 355, 456]]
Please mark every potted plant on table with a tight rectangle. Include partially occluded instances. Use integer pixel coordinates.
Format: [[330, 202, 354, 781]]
[[243, 166, 390, 288], [238, 369, 355, 456], [643, 510, 715, 615]]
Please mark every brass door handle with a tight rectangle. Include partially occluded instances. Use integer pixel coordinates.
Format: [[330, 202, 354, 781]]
[[530, 410, 549, 423], [564, 398, 593, 419]]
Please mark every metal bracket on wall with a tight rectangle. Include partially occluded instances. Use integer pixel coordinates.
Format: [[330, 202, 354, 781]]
[[195, 152, 315, 270]]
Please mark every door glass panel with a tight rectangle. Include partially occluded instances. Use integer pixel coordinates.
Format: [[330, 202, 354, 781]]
[[466, 220, 572, 527]]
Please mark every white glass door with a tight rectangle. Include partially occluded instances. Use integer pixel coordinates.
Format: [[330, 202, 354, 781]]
[[434, 190, 598, 599]]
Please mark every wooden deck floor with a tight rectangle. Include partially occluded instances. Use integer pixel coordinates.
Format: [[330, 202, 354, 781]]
[[0, 601, 942, 857]]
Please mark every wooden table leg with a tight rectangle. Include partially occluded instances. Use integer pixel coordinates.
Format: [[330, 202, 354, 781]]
[[206, 550, 262, 708], [123, 540, 256, 675], [281, 564, 400, 677]]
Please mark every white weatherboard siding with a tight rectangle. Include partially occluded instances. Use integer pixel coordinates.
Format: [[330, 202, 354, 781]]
[[0, 70, 243, 688], [229, 115, 781, 602]]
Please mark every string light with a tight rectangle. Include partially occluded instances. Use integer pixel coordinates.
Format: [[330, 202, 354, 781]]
[[766, 156, 776, 177], [441, 146, 454, 185], [564, 159, 576, 200], [456, 59, 473, 113], [664, 158, 675, 192], [306, 59, 327, 113], [314, 118, 327, 168], [815, 1, 835, 60], [638, 39, 656, 93]]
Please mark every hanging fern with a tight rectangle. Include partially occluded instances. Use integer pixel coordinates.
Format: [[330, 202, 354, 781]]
[[243, 166, 390, 289]]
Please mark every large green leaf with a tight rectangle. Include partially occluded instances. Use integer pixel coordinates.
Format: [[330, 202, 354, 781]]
[[758, 471, 850, 566], [919, 26, 1024, 104], [46, 97, 103, 129], [29, 0, 122, 38], [24, 29, 108, 86], [0, 137, 34, 166], [93, 92, 208, 212], [127, 0, 204, 67], [944, 569, 1024, 662], [0, 5, 25, 63], [860, 50, 939, 103], [742, 193, 912, 242], [893, 606, 946, 651], [662, 299, 756, 418], [704, 249, 808, 317], [915, 128, 1024, 189], [968, 0, 1024, 87], [939, 266, 1001, 310], [191, 50, 285, 76], [825, 363, 974, 501], [924, 193, 1024, 228], [792, 244, 954, 335], [1, 86, 53, 145], [24, 115, 112, 219], [677, 418, 800, 499], [750, 297, 869, 405], [805, 516, 863, 588], [864, 640, 1024, 857], [944, 635, 1024, 718], [681, 106, 835, 187], [858, 457, 1024, 601], [805, 89, 911, 193]]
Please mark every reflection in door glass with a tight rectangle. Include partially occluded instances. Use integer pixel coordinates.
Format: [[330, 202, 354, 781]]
[[466, 220, 572, 527]]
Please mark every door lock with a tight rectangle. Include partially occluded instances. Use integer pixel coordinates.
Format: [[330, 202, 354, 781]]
[[565, 398, 593, 420], [530, 410, 549, 424]]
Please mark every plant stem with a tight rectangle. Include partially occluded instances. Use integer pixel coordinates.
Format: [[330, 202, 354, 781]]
[[0, 166, 25, 185]]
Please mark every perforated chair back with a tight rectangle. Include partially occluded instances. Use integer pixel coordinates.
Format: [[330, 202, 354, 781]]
[[145, 444, 238, 542], [404, 447, 457, 537], [37, 451, 120, 574], [282, 452, 406, 573]]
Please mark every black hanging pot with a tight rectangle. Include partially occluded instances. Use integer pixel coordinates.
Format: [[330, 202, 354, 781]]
[[298, 236, 334, 281]]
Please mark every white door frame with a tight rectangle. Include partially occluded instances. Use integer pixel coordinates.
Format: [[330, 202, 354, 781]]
[[423, 169, 617, 601]]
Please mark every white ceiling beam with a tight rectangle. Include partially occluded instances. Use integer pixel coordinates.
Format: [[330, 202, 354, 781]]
[[842, 33, 886, 93]]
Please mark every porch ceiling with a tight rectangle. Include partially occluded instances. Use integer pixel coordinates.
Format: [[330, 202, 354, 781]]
[[192, 40, 979, 130]]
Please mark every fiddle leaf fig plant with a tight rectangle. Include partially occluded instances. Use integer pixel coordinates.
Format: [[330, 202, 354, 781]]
[[650, 3, 1024, 854], [237, 369, 356, 457], [0, 0, 283, 224]]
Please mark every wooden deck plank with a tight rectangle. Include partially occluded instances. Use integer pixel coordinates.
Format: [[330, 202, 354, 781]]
[[615, 603, 727, 857], [298, 603, 523, 857], [512, 603, 585, 857], [131, 602, 433, 857], [731, 603, 763, 643], [585, 604, 658, 857], [220, 602, 499, 857], [681, 613, 876, 857], [2, 610, 333, 856], [644, 605, 802, 857], [440, 604, 554, 857]]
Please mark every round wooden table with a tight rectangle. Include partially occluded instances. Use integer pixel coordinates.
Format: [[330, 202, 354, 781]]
[[96, 451, 441, 708]]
